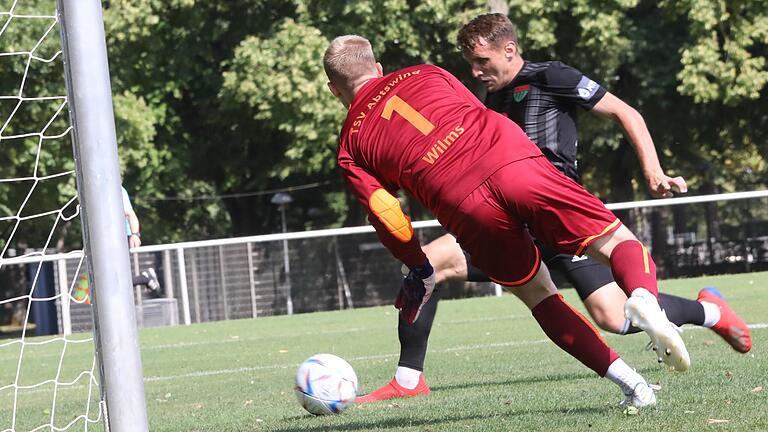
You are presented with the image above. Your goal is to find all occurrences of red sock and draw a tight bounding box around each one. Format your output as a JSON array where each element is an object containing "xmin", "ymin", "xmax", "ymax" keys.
[
  {"xmin": 531, "ymin": 294, "xmax": 619, "ymax": 377},
  {"xmin": 609, "ymin": 240, "xmax": 659, "ymax": 298}
]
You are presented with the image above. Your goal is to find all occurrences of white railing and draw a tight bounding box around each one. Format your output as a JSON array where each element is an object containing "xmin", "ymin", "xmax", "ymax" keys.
[
  {"xmin": 5, "ymin": 189, "xmax": 767, "ymax": 265},
  {"xmin": 3, "ymin": 189, "xmax": 767, "ymax": 334}
]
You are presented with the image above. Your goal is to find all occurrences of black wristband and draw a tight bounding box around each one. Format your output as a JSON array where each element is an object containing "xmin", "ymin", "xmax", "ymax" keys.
[
  {"xmin": 131, "ymin": 232, "xmax": 141, "ymax": 238},
  {"xmin": 410, "ymin": 262, "xmax": 433, "ymax": 279}
]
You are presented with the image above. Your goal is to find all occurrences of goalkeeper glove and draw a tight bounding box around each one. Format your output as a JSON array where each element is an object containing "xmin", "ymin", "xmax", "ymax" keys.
[{"xmin": 395, "ymin": 262, "xmax": 436, "ymax": 324}]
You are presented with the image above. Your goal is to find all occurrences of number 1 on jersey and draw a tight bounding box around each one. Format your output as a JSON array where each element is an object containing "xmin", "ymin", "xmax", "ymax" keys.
[{"xmin": 381, "ymin": 95, "xmax": 435, "ymax": 136}]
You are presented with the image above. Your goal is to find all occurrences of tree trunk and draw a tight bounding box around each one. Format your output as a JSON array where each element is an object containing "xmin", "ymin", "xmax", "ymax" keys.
[
  {"xmin": 488, "ymin": 0, "xmax": 508, "ymax": 14},
  {"xmin": 702, "ymin": 181, "xmax": 721, "ymax": 266},
  {"xmin": 651, "ymin": 207, "xmax": 671, "ymax": 277},
  {"xmin": 608, "ymin": 140, "xmax": 636, "ymax": 228}
]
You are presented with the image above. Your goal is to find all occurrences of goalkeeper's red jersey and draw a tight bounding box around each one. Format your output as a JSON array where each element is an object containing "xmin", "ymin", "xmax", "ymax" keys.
[{"xmin": 337, "ymin": 64, "xmax": 543, "ymax": 267}]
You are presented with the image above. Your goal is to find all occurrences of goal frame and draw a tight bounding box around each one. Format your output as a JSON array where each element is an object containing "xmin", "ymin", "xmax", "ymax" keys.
[{"xmin": 58, "ymin": 1, "xmax": 149, "ymax": 430}]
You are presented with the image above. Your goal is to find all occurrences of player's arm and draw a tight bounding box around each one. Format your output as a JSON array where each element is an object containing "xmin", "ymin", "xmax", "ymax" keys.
[
  {"xmin": 122, "ymin": 188, "xmax": 142, "ymax": 248},
  {"xmin": 338, "ymin": 149, "xmax": 434, "ymax": 323},
  {"xmin": 590, "ymin": 93, "xmax": 687, "ymax": 198},
  {"xmin": 125, "ymin": 206, "xmax": 142, "ymax": 248},
  {"xmin": 337, "ymin": 150, "xmax": 427, "ymax": 268},
  {"xmin": 544, "ymin": 61, "xmax": 686, "ymax": 198}
]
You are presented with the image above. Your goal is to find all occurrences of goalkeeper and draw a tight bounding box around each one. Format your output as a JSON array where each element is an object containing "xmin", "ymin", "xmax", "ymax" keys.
[{"xmin": 325, "ymin": 35, "xmax": 689, "ymax": 408}]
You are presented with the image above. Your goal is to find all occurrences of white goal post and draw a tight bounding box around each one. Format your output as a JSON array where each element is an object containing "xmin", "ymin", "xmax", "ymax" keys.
[
  {"xmin": 57, "ymin": 1, "xmax": 149, "ymax": 431},
  {"xmin": 0, "ymin": 1, "xmax": 148, "ymax": 430}
]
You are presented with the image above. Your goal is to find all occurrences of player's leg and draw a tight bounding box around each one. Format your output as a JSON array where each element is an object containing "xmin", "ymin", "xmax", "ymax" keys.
[
  {"xmin": 503, "ymin": 261, "xmax": 621, "ymax": 381},
  {"xmin": 424, "ymin": 234, "xmax": 471, "ymax": 284},
  {"xmin": 504, "ymin": 260, "xmax": 655, "ymax": 407},
  {"xmin": 132, "ymin": 274, "xmax": 150, "ymax": 287},
  {"xmin": 607, "ymin": 287, "xmax": 748, "ymax": 353},
  {"xmin": 553, "ymin": 240, "xmax": 751, "ymax": 354},
  {"xmin": 582, "ymin": 225, "xmax": 689, "ymax": 370},
  {"xmin": 695, "ymin": 287, "xmax": 752, "ymax": 353},
  {"xmin": 543, "ymin": 249, "xmax": 628, "ymax": 333},
  {"xmin": 582, "ymin": 282, "xmax": 633, "ymax": 332},
  {"xmin": 356, "ymin": 291, "xmax": 438, "ymax": 403},
  {"xmin": 583, "ymin": 224, "xmax": 659, "ymax": 296},
  {"xmin": 580, "ymin": 278, "xmax": 750, "ymax": 353},
  {"xmin": 450, "ymin": 185, "xmax": 655, "ymax": 407},
  {"xmin": 464, "ymin": 252, "xmax": 493, "ymax": 282},
  {"xmin": 494, "ymin": 157, "xmax": 689, "ymax": 370},
  {"xmin": 391, "ymin": 236, "xmax": 464, "ymax": 386},
  {"xmin": 579, "ymin": 281, "xmax": 709, "ymax": 337},
  {"xmin": 359, "ymin": 233, "xmax": 502, "ymax": 403},
  {"xmin": 549, "ymin": 250, "xmax": 698, "ymax": 332},
  {"xmin": 142, "ymin": 267, "xmax": 161, "ymax": 292},
  {"xmin": 131, "ymin": 268, "xmax": 160, "ymax": 291},
  {"xmin": 357, "ymin": 234, "xmax": 466, "ymax": 403}
]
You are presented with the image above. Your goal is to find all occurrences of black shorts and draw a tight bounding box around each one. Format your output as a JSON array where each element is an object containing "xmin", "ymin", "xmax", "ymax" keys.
[{"xmin": 464, "ymin": 244, "xmax": 615, "ymax": 300}]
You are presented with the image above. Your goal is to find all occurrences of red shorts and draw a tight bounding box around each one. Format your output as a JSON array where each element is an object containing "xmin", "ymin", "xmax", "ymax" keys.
[{"xmin": 445, "ymin": 156, "xmax": 621, "ymax": 286}]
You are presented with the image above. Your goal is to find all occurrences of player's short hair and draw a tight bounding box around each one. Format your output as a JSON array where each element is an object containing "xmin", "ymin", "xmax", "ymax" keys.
[
  {"xmin": 457, "ymin": 13, "xmax": 518, "ymax": 53},
  {"xmin": 323, "ymin": 35, "xmax": 377, "ymax": 88}
]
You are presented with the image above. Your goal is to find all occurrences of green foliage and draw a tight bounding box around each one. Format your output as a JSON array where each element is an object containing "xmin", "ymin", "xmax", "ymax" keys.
[
  {"xmin": 297, "ymin": 0, "xmax": 485, "ymax": 71},
  {"xmin": 102, "ymin": 0, "xmax": 301, "ymax": 240},
  {"xmin": 113, "ymin": 92, "xmax": 163, "ymax": 183},
  {"xmin": 643, "ymin": 0, "xmax": 768, "ymax": 194},
  {"xmin": 664, "ymin": 0, "xmax": 768, "ymax": 105},
  {"xmin": 2, "ymin": 0, "xmax": 766, "ymax": 246},
  {"xmin": 221, "ymin": 19, "xmax": 341, "ymax": 179}
]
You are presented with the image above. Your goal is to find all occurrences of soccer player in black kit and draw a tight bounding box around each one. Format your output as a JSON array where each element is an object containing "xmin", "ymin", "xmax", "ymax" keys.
[{"xmin": 357, "ymin": 13, "xmax": 751, "ymax": 403}]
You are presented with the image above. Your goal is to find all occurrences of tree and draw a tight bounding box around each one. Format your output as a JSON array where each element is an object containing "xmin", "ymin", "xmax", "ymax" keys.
[
  {"xmin": 7, "ymin": 0, "xmax": 763, "ymax": 249},
  {"xmin": 105, "ymin": 0, "xmax": 766, "ymax": 240},
  {"xmin": 102, "ymin": 0, "xmax": 301, "ymax": 240}
]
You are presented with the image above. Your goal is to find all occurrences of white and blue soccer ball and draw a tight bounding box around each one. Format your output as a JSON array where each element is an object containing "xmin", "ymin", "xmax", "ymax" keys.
[{"xmin": 294, "ymin": 353, "xmax": 358, "ymax": 415}]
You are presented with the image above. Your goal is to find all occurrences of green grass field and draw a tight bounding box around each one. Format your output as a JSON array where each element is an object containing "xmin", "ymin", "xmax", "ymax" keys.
[{"xmin": 2, "ymin": 272, "xmax": 767, "ymax": 431}]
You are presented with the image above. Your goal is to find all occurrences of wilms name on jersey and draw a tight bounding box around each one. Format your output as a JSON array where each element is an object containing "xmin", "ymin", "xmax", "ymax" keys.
[{"xmin": 422, "ymin": 125, "xmax": 465, "ymax": 165}]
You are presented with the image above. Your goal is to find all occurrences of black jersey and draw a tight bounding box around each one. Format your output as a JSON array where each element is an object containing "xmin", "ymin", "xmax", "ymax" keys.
[{"xmin": 485, "ymin": 61, "xmax": 606, "ymax": 182}]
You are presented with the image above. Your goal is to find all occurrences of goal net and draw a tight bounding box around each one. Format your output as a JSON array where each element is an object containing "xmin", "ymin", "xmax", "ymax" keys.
[{"xmin": 1, "ymin": 2, "xmax": 147, "ymax": 431}]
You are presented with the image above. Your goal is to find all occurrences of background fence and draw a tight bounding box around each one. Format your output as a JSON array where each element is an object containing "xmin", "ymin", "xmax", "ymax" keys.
[{"xmin": 1, "ymin": 190, "xmax": 766, "ymax": 336}]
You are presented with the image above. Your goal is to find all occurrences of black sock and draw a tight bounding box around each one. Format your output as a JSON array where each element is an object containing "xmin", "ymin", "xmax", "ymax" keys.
[
  {"xmin": 397, "ymin": 290, "xmax": 440, "ymax": 371},
  {"xmin": 625, "ymin": 293, "xmax": 705, "ymax": 334},
  {"xmin": 132, "ymin": 275, "xmax": 150, "ymax": 287}
]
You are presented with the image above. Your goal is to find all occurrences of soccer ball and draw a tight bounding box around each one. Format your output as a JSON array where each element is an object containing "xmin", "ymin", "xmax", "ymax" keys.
[{"xmin": 294, "ymin": 353, "xmax": 358, "ymax": 415}]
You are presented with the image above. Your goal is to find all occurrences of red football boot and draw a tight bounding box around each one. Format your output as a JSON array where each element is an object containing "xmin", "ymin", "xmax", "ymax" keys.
[
  {"xmin": 698, "ymin": 287, "xmax": 752, "ymax": 353},
  {"xmin": 355, "ymin": 374, "xmax": 431, "ymax": 404}
]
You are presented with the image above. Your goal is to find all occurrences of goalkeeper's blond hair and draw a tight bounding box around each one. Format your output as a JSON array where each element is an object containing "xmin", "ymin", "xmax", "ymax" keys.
[{"xmin": 323, "ymin": 35, "xmax": 377, "ymax": 90}]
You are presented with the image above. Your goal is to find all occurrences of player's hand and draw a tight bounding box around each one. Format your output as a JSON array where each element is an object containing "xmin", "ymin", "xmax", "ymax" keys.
[
  {"xmin": 395, "ymin": 262, "xmax": 436, "ymax": 324},
  {"xmin": 129, "ymin": 234, "xmax": 142, "ymax": 248},
  {"xmin": 647, "ymin": 174, "xmax": 687, "ymax": 198}
]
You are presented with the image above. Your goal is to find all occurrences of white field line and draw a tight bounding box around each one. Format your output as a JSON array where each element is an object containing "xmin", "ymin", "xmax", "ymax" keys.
[
  {"xmin": 143, "ymin": 321, "xmax": 768, "ymax": 382},
  {"xmin": 1, "ymin": 338, "xmax": 552, "ymax": 396},
  {"xmin": 144, "ymin": 314, "xmax": 532, "ymax": 351},
  {"xmin": 700, "ymin": 323, "xmax": 768, "ymax": 330},
  {"xmin": 143, "ymin": 339, "xmax": 552, "ymax": 382},
  {"xmin": 3, "ymin": 323, "xmax": 766, "ymax": 397},
  {"xmin": 0, "ymin": 314, "xmax": 532, "ymax": 361},
  {"xmin": 2, "ymin": 318, "xmax": 766, "ymax": 361},
  {"xmin": 136, "ymin": 320, "xmax": 768, "ymax": 351}
]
